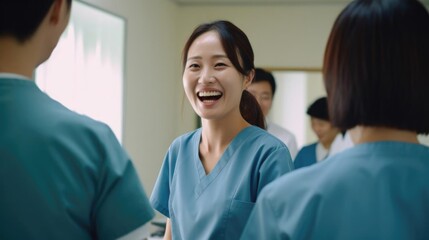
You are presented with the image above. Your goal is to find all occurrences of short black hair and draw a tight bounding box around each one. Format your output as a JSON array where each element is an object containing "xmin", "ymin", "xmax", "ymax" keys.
[
  {"xmin": 323, "ymin": 0, "xmax": 429, "ymax": 134},
  {"xmin": 307, "ymin": 97, "xmax": 329, "ymax": 121},
  {"xmin": 0, "ymin": 0, "xmax": 72, "ymax": 42},
  {"xmin": 253, "ymin": 68, "xmax": 276, "ymax": 97}
]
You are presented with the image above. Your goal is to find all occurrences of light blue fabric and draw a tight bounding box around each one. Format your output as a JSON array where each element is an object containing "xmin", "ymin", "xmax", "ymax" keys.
[
  {"xmin": 150, "ymin": 126, "xmax": 293, "ymax": 240},
  {"xmin": 241, "ymin": 141, "xmax": 429, "ymax": 240},
  {"xmin": 0, "ymin": 78, "xmax": 154, "ymax": 240},
  {"xmin": 294, "ymin": 142, "xmax": 317, "ymax": 169}
]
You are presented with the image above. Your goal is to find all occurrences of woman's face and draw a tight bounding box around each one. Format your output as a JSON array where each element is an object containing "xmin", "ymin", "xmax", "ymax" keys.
[
  {"xmin": 310, "ymin": 117, "xmax": 339, "ymax": 147},
  {"xmin": 183, "ymin": 30, "xmax": 251, "ymax": 121}
]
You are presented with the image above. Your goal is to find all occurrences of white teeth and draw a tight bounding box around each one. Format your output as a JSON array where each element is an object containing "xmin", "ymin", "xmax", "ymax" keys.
[{"xmin": 198, "ymin": 91, "xmax": 222, "ymax": 97}]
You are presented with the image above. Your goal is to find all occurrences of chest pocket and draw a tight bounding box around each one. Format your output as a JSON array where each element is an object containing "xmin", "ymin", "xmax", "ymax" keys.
[{"xmin": 225, "ymin": 199, "xmax": 255, "ymax": 239}]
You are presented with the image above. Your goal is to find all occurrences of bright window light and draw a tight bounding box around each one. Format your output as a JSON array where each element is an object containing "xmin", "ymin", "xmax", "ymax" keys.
[{"xmin": 35, "ymin": 1, "xmax": 126, "ymax": 142}]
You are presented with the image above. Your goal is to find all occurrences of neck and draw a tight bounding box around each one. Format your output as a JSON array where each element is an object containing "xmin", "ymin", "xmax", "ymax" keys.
[
  {"xmin": 321, "ymin": 141, "xmax": 332, "ymax": 150},
  {"xmin": 349, "ymin": 126, "xmax": 419, "ymax": 145},
  {"xmin": 200, "ymin": 116, "xmax": 250, "ymax": 153},
  {"xmin": 0, "ymin": 37, "xmax": 42, "ymax": 78}
]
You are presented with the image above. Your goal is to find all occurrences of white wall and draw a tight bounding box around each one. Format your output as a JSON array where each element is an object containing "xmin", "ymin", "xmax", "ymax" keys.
[
  {"xmin": 177, "ymin": 4, "xmax": 346, "ymax": 67},
  {"xmin": 270, "ymin": 71, "xmax": 307, "ymax": 147},
  {"xmin": 270, "ymin": 71, "xmax": 326, "ymax": 149},
  {"xmin": 80, "ymin": 0, "xmax": 181, "ymax": 194}
]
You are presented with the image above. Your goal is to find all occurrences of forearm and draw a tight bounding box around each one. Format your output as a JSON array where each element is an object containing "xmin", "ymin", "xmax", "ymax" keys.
[{"xmin": 163, "ymin": 219, "xmax": 172, "ymax": 240}]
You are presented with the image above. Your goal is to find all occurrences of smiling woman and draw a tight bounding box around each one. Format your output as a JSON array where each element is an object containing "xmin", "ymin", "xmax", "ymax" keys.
[{"xmin": 150, "ymin": 20, "xmax": 293, "ymax": 240}]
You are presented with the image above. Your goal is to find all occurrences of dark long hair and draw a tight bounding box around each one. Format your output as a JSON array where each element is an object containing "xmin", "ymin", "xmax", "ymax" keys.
[{"xmin": 240, "ymin": 90, "xmax": 266, "ymax": 129}]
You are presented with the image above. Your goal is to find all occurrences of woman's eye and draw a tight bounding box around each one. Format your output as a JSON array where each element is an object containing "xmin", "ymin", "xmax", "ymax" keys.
[
  {"xmin": 188, "ymin": 64, "xmax": 200, "ymax": 69},
  {"xmin": 215, "ymin": 63, "xmax": 227, "ymax": 67}
]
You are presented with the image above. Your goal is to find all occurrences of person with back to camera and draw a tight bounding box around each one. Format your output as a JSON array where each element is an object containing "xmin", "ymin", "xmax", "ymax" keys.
[
  {"xmin": 150, "ymin": 20, "xmax": 294, "ymax": 240},
  {"xmin": 0, "ymin": 0, "xmax": 154, "ymax": 239},
  {"xmin": 246, "ymin": 67, "xmax": 299, "ymax": 159},
  {"xmin": 294, "ymin": 96, "xmax": 339, "ymax": 169},
  {"xmin": 241, "ymin": 0, "xmax": 429, "ymax": 239}
]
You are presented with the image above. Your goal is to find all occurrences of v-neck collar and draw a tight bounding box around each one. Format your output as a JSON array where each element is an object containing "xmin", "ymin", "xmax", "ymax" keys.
[{"xmin": 193, "ymin": 126, "xmax": 256, "ymax": 197}]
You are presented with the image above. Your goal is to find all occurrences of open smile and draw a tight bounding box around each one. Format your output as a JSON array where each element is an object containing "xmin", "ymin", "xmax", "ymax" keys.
[{"xmin": 197, "ymin": 91, "xmax": 223, "ymax": 102}]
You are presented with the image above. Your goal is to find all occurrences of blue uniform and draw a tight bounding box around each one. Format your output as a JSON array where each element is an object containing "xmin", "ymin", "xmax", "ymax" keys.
[
  {"xmin": 150, "ymin": 126, "xmax": 293, "ymax": 240},
  {"xmin": 0, "ymin": 77, "xmax": 154, "ymax": 240},
  {"xmin": 294, "ymin": 142, "xmax": 317, "ymax": 169},
  {"xmin": 241, "ymin": 141, "xmax": 429, "ymax": 240}
]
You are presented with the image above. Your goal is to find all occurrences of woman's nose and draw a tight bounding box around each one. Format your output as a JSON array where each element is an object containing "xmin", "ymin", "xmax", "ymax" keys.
[{"xmin": 200, "ymin": 68, "xmax": 215, "ymax": 84}]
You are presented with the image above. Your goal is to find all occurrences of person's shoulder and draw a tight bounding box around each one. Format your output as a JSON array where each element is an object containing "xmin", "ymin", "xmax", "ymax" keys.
[
  {"xmin": 161, "ymin": 129, "xmax": 201, "ymax": 171},
  {"xmin": 23, "ymin": 89, "xmax": 113, "ymax": 136},
  {"xmin": 294, "ymin": 142, "xmax": 317, "ymax": 161},
  {"xmin": 256, "ymin": 161, "xmax": 342, "ymax": 225},
  {"xmin": 172, "ymin": 128, "xmax": 199, "ymax": 142},
  {"xmin": 263, "ymin": 142, "xmax": 429, "ymax": 205},
  {"xmin": 261, "ymin": 156, "xmax": 340, "ymax": 202},
  {"xmin": 301, "ymin": 142, "xmax": 318, "ymax": 151},
  {"xmin": 271, "ymin": 150, "xmax": 352, "ymax": 189},
  {"xmin": 169, "ymin": 128, "xmax": 200, "ymax": 150},
  {"xmin": 54, "ymin": 108, "xmax": 114, "ymax": 139},
  {"xmin": 259, "ymin": 164, "xmax": 318, "ymax": 201},
  {"xmin": 6, "ymin": 81, "xmax": 109, "ymax": 135}
]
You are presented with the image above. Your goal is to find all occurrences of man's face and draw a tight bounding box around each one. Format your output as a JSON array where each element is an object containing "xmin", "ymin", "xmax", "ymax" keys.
[
  {"xmin": 247, "ymin": 81, "xmax": 273, "ymax": 117},
  {"xmin": 310, "ymin": 117, "xmax": 339, "ymax": 146}
]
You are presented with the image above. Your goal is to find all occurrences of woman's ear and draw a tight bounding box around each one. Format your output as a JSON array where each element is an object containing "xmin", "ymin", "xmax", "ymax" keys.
[{"xmin": 243, "ymin": 69, "xmax": 255, "ymax": 89}]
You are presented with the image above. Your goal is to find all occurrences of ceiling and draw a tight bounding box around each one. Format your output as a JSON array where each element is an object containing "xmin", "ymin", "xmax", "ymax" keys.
[
  {"xmin": 171, "ymin": 0, "xmax": 429, "ymax": 5},
  {"xmin": 171, "ymin": 0, "xmax": 353, "ymax": 5}
]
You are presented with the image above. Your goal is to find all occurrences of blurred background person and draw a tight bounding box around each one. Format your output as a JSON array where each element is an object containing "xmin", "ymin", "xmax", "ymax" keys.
[
  {"xmin": 294, "ymin": 97, "xmax": 339, "ymax": 169},
  {"xmin": 247, "ymin": 67, "xmax": 298, "ymax": 159}
]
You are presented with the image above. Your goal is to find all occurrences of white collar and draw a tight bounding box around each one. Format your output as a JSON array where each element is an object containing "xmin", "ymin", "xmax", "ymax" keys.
[
  {"xmin": 0, "ymin": 72, "xmax": 31, "ymax": 81},
  {"xmin": 316, "ymin": 142, "xmax": 329, "ymax": 162}
]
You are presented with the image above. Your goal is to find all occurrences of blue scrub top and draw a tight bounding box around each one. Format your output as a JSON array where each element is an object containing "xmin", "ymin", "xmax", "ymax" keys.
[
  {"xmin": 151, "ymin": 126, "xmax": 293, "ymax": 240},
  {"xmin": 241, "ymin": 141, "xmax": 429, "ymax": 240},
  {"xmin": 0, "ymin": 77, "xmax": 154, "ymax": 240},
  {"xmin": 294, "ymin": 142, "xmax": 317, "ymax": 169}
]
